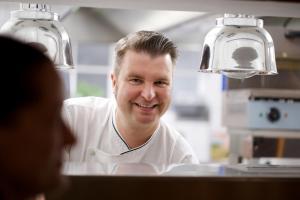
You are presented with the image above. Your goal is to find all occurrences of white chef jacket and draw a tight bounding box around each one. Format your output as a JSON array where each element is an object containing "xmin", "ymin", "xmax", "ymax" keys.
[{"xmin": 63, "ymin": 96, "xmax": 199, "ymax": 165}]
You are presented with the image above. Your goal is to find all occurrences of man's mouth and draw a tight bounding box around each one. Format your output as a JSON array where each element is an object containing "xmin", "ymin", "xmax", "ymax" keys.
[{"xmin": 135, "ymin": 103, "xmax": 157, "ymax": 109}]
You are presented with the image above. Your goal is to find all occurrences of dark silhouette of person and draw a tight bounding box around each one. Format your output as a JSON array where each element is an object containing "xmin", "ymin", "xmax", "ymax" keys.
[{"xmin": 0, "ymin": 36, "xmax": 76, "ymax": 200}]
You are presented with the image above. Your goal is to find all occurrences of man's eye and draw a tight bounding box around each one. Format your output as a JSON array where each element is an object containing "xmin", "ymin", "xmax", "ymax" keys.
[
  {"xmin": 129, "ymin": 79, "xmax": 142, "ymax": 84},
  {"xmin": 155, "ymin": 81, "xmax": 168, "ymax": 87}
]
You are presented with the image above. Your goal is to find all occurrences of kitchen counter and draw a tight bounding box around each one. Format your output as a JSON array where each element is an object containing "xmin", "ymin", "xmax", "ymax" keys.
[{"xmin": 47, "ymin": 162, "xmax": 300, "ymax": 200}]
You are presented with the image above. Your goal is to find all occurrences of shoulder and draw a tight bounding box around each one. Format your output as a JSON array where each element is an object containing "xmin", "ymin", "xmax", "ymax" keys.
[
  {"xmin": 159, "ymin": 120, "xmax": 182, "ymax": 141},
  {"xmin": 63, "ymin": 96, "xmax": 114, "ymax": 121},
  {"xmin": 64, "ymin": 96, "xmax": 112, "ymax": 110},
  {"xmin": 64, "ymin": 96, "xmax": 110, "ymax": 107},
  {"xmin": 159, "ymin": 120, "xmax": 191, "ymax": 149},
  {"xmin": 62, "ymin": 97, "xmax": 114, "ymax": 135},
  {"xmin": 159, "ymin": 120, "xmax": 199, "ymax": 164}
]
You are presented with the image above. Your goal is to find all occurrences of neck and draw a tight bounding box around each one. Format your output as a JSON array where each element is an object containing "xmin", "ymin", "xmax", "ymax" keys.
[{"xmin": 115, "ymin": 111, "xmax": 158, "ymax": 148}]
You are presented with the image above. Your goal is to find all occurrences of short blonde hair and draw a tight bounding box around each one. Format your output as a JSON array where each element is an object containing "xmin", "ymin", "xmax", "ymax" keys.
[{"xmin": 114, "ymin": 30, "xmax": 178, "ymax": 76}]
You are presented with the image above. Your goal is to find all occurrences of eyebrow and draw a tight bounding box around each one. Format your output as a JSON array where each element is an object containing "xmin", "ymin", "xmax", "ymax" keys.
[
  {"xmin": 127, "ymin": 74, "xmax": 143, "ymax": 78},
  {"xmin": 128, "ymin": 72, "xmax": 170, "ymax": 80}
]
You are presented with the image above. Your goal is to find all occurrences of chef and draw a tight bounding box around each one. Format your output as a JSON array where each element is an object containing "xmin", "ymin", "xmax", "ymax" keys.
[{"xmin": 64, "ymin": 30, "xmax": 198, "ymax": 166}]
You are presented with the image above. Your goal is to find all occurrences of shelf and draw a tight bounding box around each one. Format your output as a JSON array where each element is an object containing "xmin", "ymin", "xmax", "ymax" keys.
[{"xmin": 1, "ymin": 0, "xmax": 300, "ymax": 18}]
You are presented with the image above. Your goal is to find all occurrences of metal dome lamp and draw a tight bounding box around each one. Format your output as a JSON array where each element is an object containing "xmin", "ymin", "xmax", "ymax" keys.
[
  {"xmin": 199, "ymin": 14, "xmax": 277, "ymax": 79},
  {"xmin": 0, "ymin": 3, "xmax": 73, "ymax": 69}
]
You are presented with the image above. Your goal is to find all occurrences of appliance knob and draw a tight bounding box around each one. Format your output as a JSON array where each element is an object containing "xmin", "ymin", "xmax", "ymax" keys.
[{"xmin": 267, "ymin": 107, "xmax": 281, "ymax": 123}]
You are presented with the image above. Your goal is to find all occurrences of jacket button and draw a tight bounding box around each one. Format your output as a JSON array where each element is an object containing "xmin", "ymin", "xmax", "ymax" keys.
[{"xmin": 90, "ymin": 150, "xmax": 96, "ymax": 156}]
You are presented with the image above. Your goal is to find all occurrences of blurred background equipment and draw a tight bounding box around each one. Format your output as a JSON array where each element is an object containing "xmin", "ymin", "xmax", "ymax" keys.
[
  {"xmin": 223, "ymin": 88, "xmax": 300, "ymax": 164},
  {"xmin": 0, "ymin": 3, "xmax": 73, "ymax": 69},
  {"xmin": 199, "ymin": 14, "xmax": 277, "ymax": 79}
]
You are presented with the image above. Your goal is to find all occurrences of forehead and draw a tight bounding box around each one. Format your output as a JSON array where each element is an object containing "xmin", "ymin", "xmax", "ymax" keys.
[{"xmin": 120, "ymin": 50, "xmax": 173, "ymax": 76}]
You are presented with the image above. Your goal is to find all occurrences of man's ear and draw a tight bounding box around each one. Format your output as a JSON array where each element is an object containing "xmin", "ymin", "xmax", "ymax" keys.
[{"xmin": 111, "ymin": 72, "xmax": 117, "ymax": 91}]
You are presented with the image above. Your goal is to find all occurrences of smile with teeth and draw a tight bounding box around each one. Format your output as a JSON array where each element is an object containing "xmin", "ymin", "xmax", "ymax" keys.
[{"xmin": 135, "ymin": 103, "xmax": 157, "ymax": 109}]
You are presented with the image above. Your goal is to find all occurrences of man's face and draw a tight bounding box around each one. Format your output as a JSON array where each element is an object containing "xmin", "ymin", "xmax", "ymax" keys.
[
  {"xmin": 0, "ymin": 64, "xmax": 75, "ymax": 195},
  {"xmin": 111, "ymin": 50, "xmax": 173, "ymax": 128}
]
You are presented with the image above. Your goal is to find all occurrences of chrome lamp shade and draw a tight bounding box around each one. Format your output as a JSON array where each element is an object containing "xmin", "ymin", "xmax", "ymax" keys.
[
  {"xmin": 0, "ymin": 3, "xmax": 73, "ymax": 70},
  {"xmin": 199, "ymin": 14, "xmax": 277, "ymax": 79}
]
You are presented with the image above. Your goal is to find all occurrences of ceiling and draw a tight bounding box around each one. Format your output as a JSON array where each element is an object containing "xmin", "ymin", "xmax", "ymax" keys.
[
  {"xmin": 1, "ymin": 1, "xmax": 300, "ymax": 55},
  {"xmin": 2, "ymin": 0, "xmax": 300, "ymax": 17},
  {"xmin": 0, "ymin": 2, "xmax": 217, "ymax": 53},
  {"xmin": 94, "ymin": 8, "xmax": 206, "ymax": 34}
]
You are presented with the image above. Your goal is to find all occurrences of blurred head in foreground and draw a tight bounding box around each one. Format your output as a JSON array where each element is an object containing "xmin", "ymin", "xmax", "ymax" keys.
[{"xmin": 0, "ymin": 36, "xmax": 76, "ymax": 199}]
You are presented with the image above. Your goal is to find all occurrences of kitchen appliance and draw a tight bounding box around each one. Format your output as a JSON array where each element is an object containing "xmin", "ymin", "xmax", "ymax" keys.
[
  {"xmin": 222, "ymin": 89, "xmax": 300, "ymax": 164},
  {"xmin": 199, "ymin": 14, "xmax": 277, "ymax": 79},
  {"xmin": 0, "ymin": 3, "xmax": 73, "ymax": 69}
]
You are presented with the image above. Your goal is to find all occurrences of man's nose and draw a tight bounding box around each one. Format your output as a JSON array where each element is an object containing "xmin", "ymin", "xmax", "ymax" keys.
[{"xmin": 141, "ymin": 84, "xmax": 156, "ymax": 101}]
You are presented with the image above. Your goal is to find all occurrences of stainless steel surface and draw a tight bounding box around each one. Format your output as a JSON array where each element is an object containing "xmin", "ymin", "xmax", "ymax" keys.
[
  {"xmin": 63, "ymin": 162, "xmax": 300, "ymax": 177},
  {"xmin": 223, "ymin": 89, "xmax": 300, "ymax": 164},
  {"xmin": 48, "ymin": 162, "xmax": 300, "ymax": 200},
  {"xmin": 50, "ymin": 162, "xmax": 300, "ymax": 200},
  {"xmin": 199, "ymin": 14, "xmax": 277, "ymax": 79},
  {"xmin": 222, "ymin": 89, "xmax": 300, "ymax": 130},
  {"xmin": 0, "ymin": 3, "xmax": 73, "ymax": 69}
]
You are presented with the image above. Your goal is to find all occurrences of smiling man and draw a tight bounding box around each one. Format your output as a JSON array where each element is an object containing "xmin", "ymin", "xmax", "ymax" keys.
[{"xmin": 64, "ymin": 31, "xmax": 198, "ymax": 165}]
